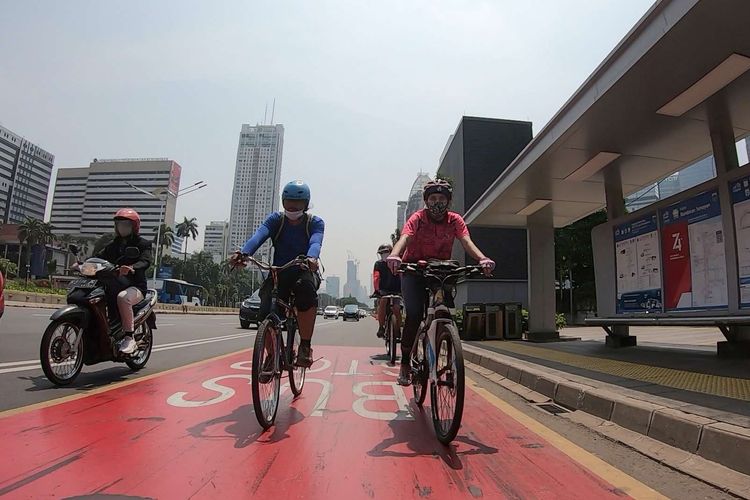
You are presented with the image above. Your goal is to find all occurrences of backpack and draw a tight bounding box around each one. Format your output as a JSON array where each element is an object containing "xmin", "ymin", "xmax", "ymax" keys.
[{"xmin": 270, "ymin": 212, "xmax": 313, "ymax": 246}]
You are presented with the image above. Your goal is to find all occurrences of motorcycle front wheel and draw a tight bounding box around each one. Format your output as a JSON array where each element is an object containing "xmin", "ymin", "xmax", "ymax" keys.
[{"xmin": 40, "ymin": 319, "xmax": 85, "ymax": 386}]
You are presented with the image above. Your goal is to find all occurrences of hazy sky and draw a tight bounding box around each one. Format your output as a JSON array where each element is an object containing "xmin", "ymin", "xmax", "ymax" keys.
[{"xmin": 0, "ymin": 0, "xmax": 654, "ymax": 285}]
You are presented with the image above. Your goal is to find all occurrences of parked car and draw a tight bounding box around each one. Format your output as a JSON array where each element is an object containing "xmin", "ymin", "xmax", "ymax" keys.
[
  {"xmin": 323, "ymin": 305, "xmax": 339, "ymax": 319},
  {"xmin": 0, "ymin": 270, "xmax": 4, "ymax": 319},
  {"xmin": 239, "ymin": 293, "xmax": 262, "ymax": 329},
  {"xmin": 343, "ymin": 304, "xmax": 359, "ymax": 321}
]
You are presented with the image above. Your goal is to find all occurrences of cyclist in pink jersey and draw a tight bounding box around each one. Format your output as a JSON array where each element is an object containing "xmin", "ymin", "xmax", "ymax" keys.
[{"xmin": 387, "ymin": 179, "xmax": 495, "ymax": 385}]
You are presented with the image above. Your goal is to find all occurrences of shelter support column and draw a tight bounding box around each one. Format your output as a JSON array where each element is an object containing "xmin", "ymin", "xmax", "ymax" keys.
[
  {"xmin": 526, "ymin": 205, "xmax": 559, "ymax": 340},
  {"xmin": 602, "ymin": 165, "xmax": 634, "ymax": 345},
  {"xmin": 708, "ymin": 95, "xmax": 750, "ymax": 357}
]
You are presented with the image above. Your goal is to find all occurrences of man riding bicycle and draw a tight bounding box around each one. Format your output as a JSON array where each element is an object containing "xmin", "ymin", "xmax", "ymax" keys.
[
  {"xmin": 372, "ymin": 243, "xmax": 401, "ymax": 340},
  {"xmin": 387, "ymin": 179, "xmax": 495, "ymax": 385},
  {"xmin": 230, "ymin": 180, "xmax": 324, "ymax": 368}
]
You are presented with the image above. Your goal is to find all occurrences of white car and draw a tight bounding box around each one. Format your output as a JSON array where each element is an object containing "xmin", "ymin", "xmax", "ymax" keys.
[{"xmin": 323, "ymin": 306, "xmax": 339, "ymax": 319}]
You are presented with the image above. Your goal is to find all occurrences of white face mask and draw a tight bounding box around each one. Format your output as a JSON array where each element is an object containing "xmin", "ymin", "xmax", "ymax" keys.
[
  {"xmin": 379, "ymin": 252, "xmax": 390, "ymax": 261},
  {"xmin": 284, "ymin": 209, "xmax": 304, "ymax": 221}
]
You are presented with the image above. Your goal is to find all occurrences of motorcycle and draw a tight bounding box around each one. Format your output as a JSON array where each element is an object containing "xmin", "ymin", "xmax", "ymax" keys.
[{"xmin": 40, "ymin": 245, "xmax": 158, "ymax": 386}]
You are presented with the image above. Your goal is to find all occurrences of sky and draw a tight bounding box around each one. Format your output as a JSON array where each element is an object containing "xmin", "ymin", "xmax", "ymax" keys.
[{"xmin": 0, "ymin": 0, "xmax": 655, "ymax": 286}]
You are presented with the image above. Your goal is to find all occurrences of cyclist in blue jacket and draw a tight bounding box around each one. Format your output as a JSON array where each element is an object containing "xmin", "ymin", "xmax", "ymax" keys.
[{"xmin": 230, "ymin": 180, "xmax": 324, "ymax": 367}]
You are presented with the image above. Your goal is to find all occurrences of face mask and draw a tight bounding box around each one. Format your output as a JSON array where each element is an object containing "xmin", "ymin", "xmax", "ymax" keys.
[
  {"xmin": 115, "ymin": 221, "xmax": 133, "ymax": 237},
  {"xmin": 379, "ymin": 252, "xmax": 390, "ymax": 261},
  {"xmin": 285, "ymin": 209, "xmax": 304, "ymax": 221},
  {"xmin": 427, "ymin": 201, "xmax": 448, "ymax": 217}
]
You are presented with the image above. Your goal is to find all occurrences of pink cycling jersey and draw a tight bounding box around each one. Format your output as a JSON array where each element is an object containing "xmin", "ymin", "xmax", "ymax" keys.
[{"xmin": 401, "ymin": 209, "xmax": 469, "ymax": 262}]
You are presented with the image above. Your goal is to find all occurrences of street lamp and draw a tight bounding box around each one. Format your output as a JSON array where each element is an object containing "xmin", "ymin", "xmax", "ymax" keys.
[{"xmin": 125, "ymin": 180, "xmax": 207, "ymax": 281}]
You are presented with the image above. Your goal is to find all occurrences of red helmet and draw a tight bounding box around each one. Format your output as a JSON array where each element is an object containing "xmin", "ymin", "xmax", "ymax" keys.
[
  {"xmin": 423, "ymin": 179, "xmax": 453, "ymax": 201},
  {"xmin": 114, "ymin": 208, "xmax": 141, "ymax": 234}
]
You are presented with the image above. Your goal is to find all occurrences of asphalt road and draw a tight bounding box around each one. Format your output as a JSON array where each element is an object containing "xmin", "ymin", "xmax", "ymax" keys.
[
  {"xmin": 0, "ymin": 306, "xmax": 734, "ymax": 499},
  {"xmin": 0, "ymin": 305, "xmax": 381, "ymax": 411}
]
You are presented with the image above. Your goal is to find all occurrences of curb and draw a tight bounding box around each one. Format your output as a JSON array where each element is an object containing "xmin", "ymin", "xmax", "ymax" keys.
[{"xmin": 462, "ymin": 343, "xmax": 750, "ymax": 479}]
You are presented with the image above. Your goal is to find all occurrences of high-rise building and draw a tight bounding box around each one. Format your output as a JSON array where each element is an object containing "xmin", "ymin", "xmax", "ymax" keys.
[
  {"xmin": 404, "ymin": 172, "xmax": 431, "ymax": 221},
  {"xmin": 396, "ymin": 201, "xmax": 407, "ymax": 231},
  {"xmin": 172, "ymin": 235, "xmax": 185, "ymax": 257},
  {"xmin": 0, "ymin": 124, "xmax": 54, "ymax": 224},
  {"xmin": 228, "ymin": 124, "xmax": 284, "ymax": 267},
  {"xmin": 204, "ymin": 220, "xmax": 229, "ymax": 263},
  {"xmin": 325, "ymin": 276, "xmax": 340, "ymax": 298},
  {"xmin": 50, "ymin": 158, "xmax": 181, "ymax": 237}
]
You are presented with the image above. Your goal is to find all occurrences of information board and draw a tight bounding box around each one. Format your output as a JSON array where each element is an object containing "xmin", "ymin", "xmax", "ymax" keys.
[
  {"xmin": 730, "ymin": 175, "xmax": 750, "ymax": 307},
  {"xmin": 614, "ymin": 213, "xmax": 662, "ymax": 313},
  {"xmin": 660, "ymin": 189, "xmax": 727, "ymax": 311}
]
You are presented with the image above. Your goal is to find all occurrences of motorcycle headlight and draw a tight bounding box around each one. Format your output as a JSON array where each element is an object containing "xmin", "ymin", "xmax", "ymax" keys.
[{"xmin": 80, "ymin": 262, "xmax": 102, "ymax": 277}]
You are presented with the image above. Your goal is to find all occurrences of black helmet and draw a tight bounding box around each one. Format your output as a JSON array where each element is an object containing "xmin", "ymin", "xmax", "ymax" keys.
[
  {"xmin": 423, "ymin": 179, "xmax": 453, "ymax": 201},
  {"xmin": 377, "ymin": 243, "xmax": 393, "ymax": 254}
]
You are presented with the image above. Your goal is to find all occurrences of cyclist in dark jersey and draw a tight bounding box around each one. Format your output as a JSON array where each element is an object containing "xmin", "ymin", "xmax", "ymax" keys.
[{"xmin": 372, "ymin": 243, "xmax": 401, "ymax": 340}]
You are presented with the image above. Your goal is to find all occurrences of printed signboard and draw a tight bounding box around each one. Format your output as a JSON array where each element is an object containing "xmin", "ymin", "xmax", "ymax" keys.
[
  {"xmin": 730, "ymin": 175, "xmax": 750, "ymax": 307},
  {"xmin": 614, "ymin": 213, "xmax": 662, "ymax": 313},
  {"xmin": 169, "ymin": 161, "xmax": 182, "ymax": 196}
]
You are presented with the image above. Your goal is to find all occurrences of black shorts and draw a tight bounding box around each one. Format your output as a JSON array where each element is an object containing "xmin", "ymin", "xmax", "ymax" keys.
[{"xmin": 259, "ymin": 267, "xmax": 321, "ymax": 318}]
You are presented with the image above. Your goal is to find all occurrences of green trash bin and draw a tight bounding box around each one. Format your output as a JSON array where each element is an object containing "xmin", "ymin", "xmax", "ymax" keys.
[
  {"xmin": 462, "ymin": 303, "xmax": 486, "ymax": 340},
  {"xmin": 485, "ymin": 303, "xmax": 504, "ymax": 340},
  {"xmin": 504, "ymin": 303, "xmax": 523, "ymax": 339}
]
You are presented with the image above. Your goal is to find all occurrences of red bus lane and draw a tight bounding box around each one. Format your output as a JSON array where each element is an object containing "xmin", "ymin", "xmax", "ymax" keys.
[{"xmin": 0, "ymin": 346, "xmax": 655, "ymax": 499}]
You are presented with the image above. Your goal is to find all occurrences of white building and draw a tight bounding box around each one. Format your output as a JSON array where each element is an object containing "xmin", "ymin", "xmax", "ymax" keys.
[
  {"xmin": 50, "ymin": 158, "xmax": 181, "ymax": 237},
  {"xmin": 404, "ymin": 172, "xmax": 432, "ymax": 222},
  {"xmin": 228, "ymin": 124, "xmax": 284, "ymax": 264},
  {"xmin": 0, "ymin": 124, "xmax": 55, "ymax": 224},
  {"xmin": 204, "ymin": 220, "xmax": 229, "ymax": 263}
]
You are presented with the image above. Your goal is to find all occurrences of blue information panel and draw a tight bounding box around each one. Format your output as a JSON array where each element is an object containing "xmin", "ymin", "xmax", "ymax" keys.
[
  {"xmin": 614, "ymin": 213, "xmax": 662, "ymax": 313},
  {"xmin": 731, "ymin": 176, "xmax": 750, "ymax": 307}
]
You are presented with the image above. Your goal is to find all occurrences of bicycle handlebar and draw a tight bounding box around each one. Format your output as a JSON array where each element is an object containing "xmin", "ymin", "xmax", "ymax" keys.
[
  {"xmin": 244, "ymin": 254, "xmax": 310, "ymax": 272},
  {"xmin": 399, "ymin": 262, "xmax": 484, "ymax": 277}
]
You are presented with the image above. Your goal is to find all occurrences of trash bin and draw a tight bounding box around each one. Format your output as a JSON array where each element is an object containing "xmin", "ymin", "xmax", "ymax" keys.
[
  {"xmin": 462, "ymin": 303, "xmax": 486, "ymax": 340},
  {"xmin": 504, "ymin": 303, "xmax": 523, "ymax": 339},
  {"xmin": 485, "ymin": 303, "xmax": 504, "ymax": 340}
]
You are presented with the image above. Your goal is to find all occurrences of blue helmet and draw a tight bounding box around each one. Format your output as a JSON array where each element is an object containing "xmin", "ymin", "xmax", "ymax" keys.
[{"xmin": 282, "ymin": 180, "xmax": 311, "ymax": 205}]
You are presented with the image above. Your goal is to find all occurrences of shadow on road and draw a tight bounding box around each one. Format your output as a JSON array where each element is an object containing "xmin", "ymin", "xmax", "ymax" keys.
[
  {"xmin": 367, "ymin": 404, "xmax": 498, "ymax": 470},
  {"xmin": 20, "ymin": 366, "xmax": 135, "ymax": 393}
]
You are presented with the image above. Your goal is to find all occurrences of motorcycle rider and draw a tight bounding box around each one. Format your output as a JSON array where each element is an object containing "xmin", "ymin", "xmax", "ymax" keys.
[{"xmin": 94, "ymin": 208, "xmax": 153, "ymax": 355}]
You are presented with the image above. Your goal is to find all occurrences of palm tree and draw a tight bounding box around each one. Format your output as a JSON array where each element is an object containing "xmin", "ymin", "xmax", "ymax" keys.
[
  {"xmin": 17, "ymin": 217, "xmax": 45, "ymax": 280},
  {"xmin": 175, "ymin": 217, "xmax": 199, "ymax": 264}
]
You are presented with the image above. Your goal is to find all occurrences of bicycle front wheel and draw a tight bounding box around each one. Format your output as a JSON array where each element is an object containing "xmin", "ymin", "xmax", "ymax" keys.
[
  {"xmin": 252, "ymin": 320, "xmax": 281, "ymax": 429},
  {"xmin": 287, "ymin": 317, "xmax": 306, "ymax": 396},
  {"xmin": 387, "ymin": 313, "xmax": 398, "ymax": 366},
  {"xmin": 411, "ymin": 332, "xmax": 428, "ymax": 406},
  {"xmin": 430, "ymin": 323, "xmax": 465, "ymax": 444}
]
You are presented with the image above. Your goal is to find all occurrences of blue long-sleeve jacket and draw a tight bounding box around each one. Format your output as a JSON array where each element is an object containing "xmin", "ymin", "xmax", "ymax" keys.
[{"xmin": 241, "ymin": 212, "xmax": 325, "ymax": 266}]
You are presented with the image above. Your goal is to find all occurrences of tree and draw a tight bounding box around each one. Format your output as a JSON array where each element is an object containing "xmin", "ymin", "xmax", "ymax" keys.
[
  {"xmin": 554, "ymin": 210, "xmax": 607, "ymax": 314},
  {"xmin": 0, "ymin": 258, "xmax": 18, "ymax": 278},
  {"xmin": 175, "ymin": 217, "xmax": 199, "ymax": 275},
  {"xmin": 153, "ymin": 224, "xmax": 175, "ymax": 272},
  {"xmin": 18, "ymin": 217, "xmax": 45, "ymax": 279}
]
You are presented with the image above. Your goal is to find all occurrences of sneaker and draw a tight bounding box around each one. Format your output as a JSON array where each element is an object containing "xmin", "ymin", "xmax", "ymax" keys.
[
  {"xmin": 397, "ymin": 363, "xmax": 411, "ymax": 386},
  {"xmin": 118, "ymin": 335, "xmax": 137, "ymax": 355},
  {"xmin": 296, "ymin": 344, "xmax": 313, "ymax": 368},
  {"xmin": 376, "ymin": 326, "xmax": 385, "ymax": 338}
]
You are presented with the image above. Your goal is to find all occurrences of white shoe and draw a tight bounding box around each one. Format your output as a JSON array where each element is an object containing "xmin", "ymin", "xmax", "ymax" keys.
[{"xmin": 119, "ymin": 335, "xmax": 137, "ymax": 354}]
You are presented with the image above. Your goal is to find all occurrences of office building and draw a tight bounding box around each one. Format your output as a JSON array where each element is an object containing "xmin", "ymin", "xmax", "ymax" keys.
[
  {"xmin": 172, "ymin": 235, "xmax": 185, "ymax": 257},
  {"xmin": 50, "ymin": 158, "xmax": 181, "ymax": 237},
  {"xmin": 404, "ymin": 172, "xmax": 432, "ymax": 222},
  {"xmin": 343, "ymin": 258, "xmax": 368, "ymax": 303},
  {"xmin": 396, "ymin": 201, "xmax": 407, "ymax": 231},
  {"xmin": 0, "ymin": 124, "xmax": 54, "ymax": 224},
  {"xmin": 228, "ymin": 124, "xmax": 284, "ymax": 267},
  {"xmin": 325, "ymin": 276, "xmax": 340, "ymax": 299},
  {"xmin": 204, "ymin": 220, "xmax": 229, "ymax": 263}
]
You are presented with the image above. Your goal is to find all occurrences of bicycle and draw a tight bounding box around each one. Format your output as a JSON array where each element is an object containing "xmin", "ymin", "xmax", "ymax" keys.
[
  {"xmin": 243, "ymin": 255, "xmax": 310, "ymax": 429},
  {"xmin": 401, "ymin": 260, "xmax": 485, "ymax": 444},
  {"xmin": 378, "ymin": 294, "xmax": 402, "ymax": 365}
]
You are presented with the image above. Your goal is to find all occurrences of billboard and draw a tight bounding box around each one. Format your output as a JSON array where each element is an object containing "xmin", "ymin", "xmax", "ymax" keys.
[
  {"xmin": 168, "ymin": 161, "xmax": 182, "ymax": 196},
  {"xmin": 614, "ymin": 213, "xmax": 662, "ymax": 313},
  {"xmin": 730, "ymin": 175, "xmax": 750, "ymax": 307},
  {"xmin": 659, "ymin": 188, "xmax": 727, "ymax": 311}
]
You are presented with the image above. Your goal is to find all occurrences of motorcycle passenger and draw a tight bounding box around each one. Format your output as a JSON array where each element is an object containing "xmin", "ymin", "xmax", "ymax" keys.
[
  {"xmin": 95, "ymin": 208, "xmax": 153, "ymax": 355},
  {"xmin": 387, "ymin": 179, "xmax": 495, "ymax": 386},
  {"xmin": 372, "ymin": 243, "xmax": 401, "ymax": 340},
  {"xmin": 230, "ymin": 180, "xmax": 325, "ymax": 368}
]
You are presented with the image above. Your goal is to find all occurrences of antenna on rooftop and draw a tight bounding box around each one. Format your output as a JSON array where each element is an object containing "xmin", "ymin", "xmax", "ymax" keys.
[
  {"xmin": 264, "ymin": 102, "xmax": 268, "ymax": 125},
  {"xmin": 270, "ymin": 98, "xmax": 276, "ymax": 124}
]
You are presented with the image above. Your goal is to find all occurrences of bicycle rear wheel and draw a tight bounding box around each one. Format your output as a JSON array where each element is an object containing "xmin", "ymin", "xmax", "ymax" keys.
[
  {"xmin": 430, "ymin": 323, "xmax": 465, "ymax": 444},
  {"xmin": 411, "ymin": 332, "xmax": 428, "ymax": 406},
  {"xmin": 252, "ymin": 320, "xmax": 281, "ymax": 429},
  {"xmin": 287, "ymin": 317, "xmax": 306, "ymax": 396},
  {"xmin": 386, "ymin": 313, "xmax": 398, "ymax": 365}
]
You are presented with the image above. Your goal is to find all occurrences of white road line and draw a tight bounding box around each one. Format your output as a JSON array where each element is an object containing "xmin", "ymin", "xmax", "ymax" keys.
[{"xmin": 0, "ymin": 360, "xmax": 39, "ymax": 368}]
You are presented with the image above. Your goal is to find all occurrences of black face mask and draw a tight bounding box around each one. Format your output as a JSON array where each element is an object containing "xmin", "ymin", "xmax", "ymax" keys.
[{"xmin": 427, "ymin": 201, "xmax": 448, "ymax": 218}]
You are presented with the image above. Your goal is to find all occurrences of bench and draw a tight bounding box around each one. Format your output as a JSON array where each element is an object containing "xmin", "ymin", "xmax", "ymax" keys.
[{"xmin": 584, "ymin": 316, "xmax": 750, "ymax": 357}]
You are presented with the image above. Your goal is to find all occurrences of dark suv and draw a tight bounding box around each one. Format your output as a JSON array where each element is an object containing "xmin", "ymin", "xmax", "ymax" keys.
[
  {"xmin": 239, "ymin": 294, "xmax": 262, "ymax": 329},
  {"xmin": 342, "ymin": 304, "xmax": 359, "ymax": 321}
]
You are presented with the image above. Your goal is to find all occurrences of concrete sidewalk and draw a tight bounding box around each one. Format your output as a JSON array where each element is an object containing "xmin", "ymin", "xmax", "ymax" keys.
[{"xmin": 462, "ymin": 336, "xmax": 750, "ymax": 482}]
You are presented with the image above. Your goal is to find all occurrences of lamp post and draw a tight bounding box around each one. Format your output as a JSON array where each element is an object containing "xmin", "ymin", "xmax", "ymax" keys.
[{"xmin": 125, "ymin": 181, "xmax": 207, "ymax": 282}]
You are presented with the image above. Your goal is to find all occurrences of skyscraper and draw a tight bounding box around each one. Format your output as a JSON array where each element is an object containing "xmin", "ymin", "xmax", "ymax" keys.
[
  {"xmin": 0, "ymin": 124, "xmax": 54, "ymax": 224},
  {"xmin": 228, "ymin": 124, "xmax": 284, "ymax": 263},
  {"xmin": 325, "ymin": 276, "xmax": 340, "ymax": 298},
  {"xmin": 50, "ymin": 158, "xmax": 181, "ymax": 236},
  {"xmin": 396, "ymin": 201, "xmax": 407, "ymax": 231},
  {"xmin": 404, "ymin": 172, "xmax": 431, "ymax": 221},
  {"xmin": 204, "ymin": 220, "xmax": 230, "ymax": 263}
]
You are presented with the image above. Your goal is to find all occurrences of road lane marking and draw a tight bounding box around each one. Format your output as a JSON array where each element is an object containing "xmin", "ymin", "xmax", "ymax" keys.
[
  {"xmin": 333, "ymin": 360, "xmax": 372, "ymax": 376},
  {"xmin": 0, "ymin": 349, "xmax": 251, "ymax": 419},
  {"xmin": 467, "ymin": 378, "xmax": 667, "ymax": 500},
  {"xmin": 0, "ymin": 360, "xmax": 38, "ymax": 368}
]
